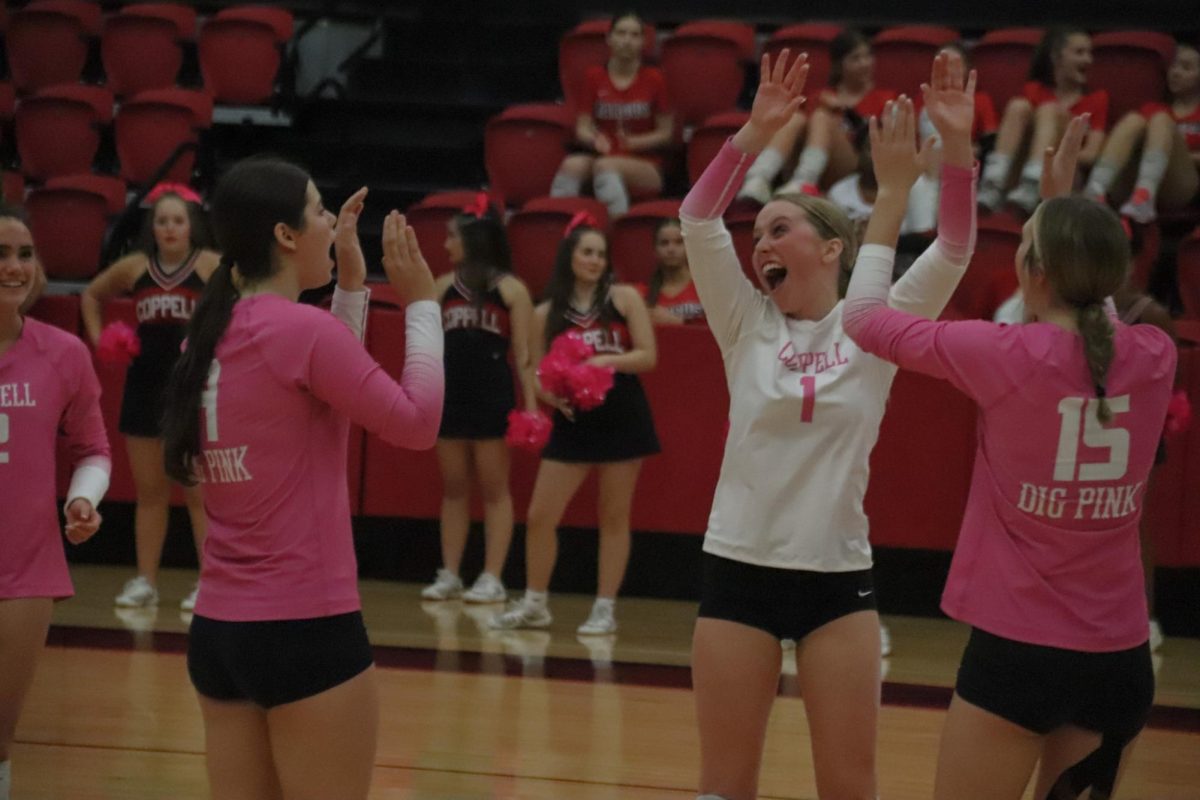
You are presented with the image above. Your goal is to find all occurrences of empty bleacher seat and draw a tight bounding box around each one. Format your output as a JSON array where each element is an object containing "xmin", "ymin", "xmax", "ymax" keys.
[
  {"xmin": 114, "ymin": 87, "xmax": 212, "ymax": 186},
  {"xmin": 871, "ymin": 25, "xmax": 960, "ymax": 96},
  {"xmin": 102, "ymin": 3, "xmax": 197, "ymax": 97},
  {"xmin": 198, "ymin": 6, "xmax": 293, "ymax": 105},
  {"xmin": 484, "ymin": 102, "xmax": 575, "ymax": 207},
  {"xmin": 15, "ymin": 84, "xmax": 113, "ymax": 180},
  {"xmin": 26, "ymin": 173, "xmax": 126, "ymax": 279}
]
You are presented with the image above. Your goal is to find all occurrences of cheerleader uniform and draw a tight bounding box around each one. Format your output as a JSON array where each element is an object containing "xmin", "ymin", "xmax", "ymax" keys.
[
  {"xmin": 439, "ymin": 275, "xmax": 515, "ymax": 439},
  {"xmin": 119, "ymin": 251, "xmax": 204, "ymax": 437},
  {"xmin": 542, "ymin": 296, "xmax": 660, "ymax": 463}
]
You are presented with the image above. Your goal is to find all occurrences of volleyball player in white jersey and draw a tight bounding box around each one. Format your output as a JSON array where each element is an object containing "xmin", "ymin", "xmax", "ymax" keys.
[{"xmin": 681, "ymin": 51, "xmax": 978, "ymax": 799}]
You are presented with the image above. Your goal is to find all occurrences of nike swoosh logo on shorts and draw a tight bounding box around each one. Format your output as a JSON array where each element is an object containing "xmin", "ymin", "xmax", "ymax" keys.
[{"xmin": 857, "ymin": 589, "xmax": 873, "ymax": 597}]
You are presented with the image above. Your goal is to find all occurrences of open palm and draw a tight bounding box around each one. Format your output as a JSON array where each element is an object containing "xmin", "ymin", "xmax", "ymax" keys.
[
  {"xmin": 749, "ymin": 49, "xmax": 808, "ymax": 136},
  {"xmin": 921, "ymin": 51, "xmax": 976, "ymax": 141}
]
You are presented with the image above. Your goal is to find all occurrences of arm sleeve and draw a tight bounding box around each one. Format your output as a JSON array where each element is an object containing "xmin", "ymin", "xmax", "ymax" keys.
[
  {"xmin": 886, "ymin": 162, "xmax": 977, "ymax": 319},
  {"xmin": 680, "ymin": 139, "xmax": 769, "ymax": 353},
  {"xmin": 280, "ymin": 301, "xmax": 445, "ymax": 450},
  {"xmin": 330, "ymin": 286, "xmax": 370, "ymax": 343},
  {"xmin": 60, "ymin": 340, "xmax": 112, "ymax": 508}
]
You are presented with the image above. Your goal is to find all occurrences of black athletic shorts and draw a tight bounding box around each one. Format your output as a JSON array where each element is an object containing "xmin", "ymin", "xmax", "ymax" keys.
[
  {"xmin": 955, "ymin": 627, "xmax": 1154, "ymax": 741},
  {"xmin": 697, "ymin": 552, "xmax": 878, "ymax": 641},
  {"xmin": 188, "ymin": 611, "xmax": 374, "ymax": 708}
]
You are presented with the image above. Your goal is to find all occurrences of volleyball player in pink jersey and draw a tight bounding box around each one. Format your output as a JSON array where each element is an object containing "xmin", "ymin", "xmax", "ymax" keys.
[
  {"xmin": 82, "ymin": 186, "xmax": 220, "ymax": 610},
  {"xmin": 0, "ymin": 206, "xmax": 110, "ymax": 800},
  {"xmin": 683, "ymin": 50, "xmax": 977, "ymax": 799},
  {"xmin": 844, "ymin": 101, "xmax": 1175, "ymax": 799},
  {"xmin": 160, "ymin": 160, "xmax": 443, "ymax": 800}
]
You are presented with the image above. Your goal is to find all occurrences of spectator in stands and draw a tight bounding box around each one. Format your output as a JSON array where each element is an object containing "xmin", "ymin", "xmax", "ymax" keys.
[
  {"xmin": 826, "ymin": 127, "xmax": 939, "ymax": 244},
  {"xmin": 421, "ymin": 197, "xmax": 538, "ymax": 604},
  {"xmin": 162, "ymin": 162, "xmax": 443, "ymax": 800},
  {"xmin": 978, "ymin": 28, "xmax": 1109, "ymax": 214},
  {"xmin": 80, "ymin": 185, "xmax": 219, "ymax": 611},
  {"xmin": 1085, "ymin": 42, "xmax": 1200, "ymax": 223},
  {"xmin": 738, "ymin": 27, "xmax": 897, "ymax": 204},
  {"xmin": 682, "ymin": 50, "xmax": 975, "ymax": 800},
  {"xmin": 0, "ymin": 204, "xmax": 110, "ymax": 800},
  {"xmin": 549, "ymin": 11, "xmax": 674, "ymax": 218},
  {"xmin": 490, "ymin": 219, "xmax": 658, "ymax": 636},
  {"xmin": 643, "ymin": 218, "xmax": 705, "ymax": 325},
  {"xmin": 845, "ymin": 106, "xmax": 1172, "ymax": 800}
]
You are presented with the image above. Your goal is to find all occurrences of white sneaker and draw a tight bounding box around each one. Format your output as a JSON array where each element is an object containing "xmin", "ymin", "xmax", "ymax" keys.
[
  {"xmin": 115, "ymin": 576, "xmax": 158, "ymax": 608},
  {"xmin": 421, "ymin": 569, "xmax": 463, "ymax": 601},
  {"xmin": 737, "ymin": 174, "xmax": 772, "ymax": 205},
  {"xmin": 577, "ymin": 601, "xmax": 617, "ymax": 635},
  {"xmin": 880, "ymin": 624, "xmax": 892, "ymax": 657},
  {"xmin": 1119, "ymin": 188, "xmax": 1157, "ymax": 224},
  {"xmin": 489, "ymin": 598, "xmax": 552, "ymax": 630},
  {"xmin": 977, "ymin": 181, "xmax": 1004, "ymax": 212},
  {"xmin": 463, "ymin": 572, "xmax": 507, "ymax": 604},
  {"xmin": 180, "ymin": 584, "xmax": 199, "ymax": 611},
  {"xmin": 1006, "ymin": 180, "xmax": 1040, "ymax": 215},
  {"xmin": 1149, "ymin": 618, "xmax": 1164, "ymax": 652}
]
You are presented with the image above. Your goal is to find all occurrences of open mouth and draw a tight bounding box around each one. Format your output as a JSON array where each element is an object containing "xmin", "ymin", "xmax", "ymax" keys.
[
  {"xmin": 0, "ymin": 280, "xmax": 25, "ymax": 289},
  {"xmin": 763, "ymin": 263, "xmax": 787, "ymax": 291}
]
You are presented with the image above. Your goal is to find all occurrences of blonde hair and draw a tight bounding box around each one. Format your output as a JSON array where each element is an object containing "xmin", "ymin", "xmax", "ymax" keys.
[
  {"xmin": 772, "ymin": 193, "xmax": 859, "ymax": 297},
  {"xmin": 1030, "ymin": 197, "xmax": 1130, "ymax": 423}
]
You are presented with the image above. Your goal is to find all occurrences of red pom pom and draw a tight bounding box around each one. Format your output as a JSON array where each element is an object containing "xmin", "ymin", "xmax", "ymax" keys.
[
  {"xmin": 505, "ymin": 409, "xmax": 552, "ymax": 452},
  {"xmin": 564, "ymin": 362, "xmax": 614, "ymax": 410},
  {"xmin": 1165, "ymin": 389, "xmax": 1192, "ymax": 435},
  {"xmin": 96, "ymin": 321, "xmax": 141, "ymax": 366}
]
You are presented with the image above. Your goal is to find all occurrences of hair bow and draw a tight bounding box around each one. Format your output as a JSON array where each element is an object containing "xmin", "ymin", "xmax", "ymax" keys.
[
  {"xmin": 145, "ymin": 182, "xmax": 203, "ymax": 206},
  {"xmin": 461, "ymin": 192, "xmax": 490, "ymax": 219},
  {"xmin": 564, "ymin": 210, "xmax": 598, "ymax": 236}
]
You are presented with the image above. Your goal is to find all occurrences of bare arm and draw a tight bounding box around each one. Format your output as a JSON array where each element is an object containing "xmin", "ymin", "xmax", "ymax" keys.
[
  {"xmin": 80, "ymin": 255, "xmax": 145, "ymax": 345},
  {"xmin": 575, "ymin": 112, "xmax": 611, "ymax": 154},
  {"xmin": 1078, "ymin": 129, "xmax": 1105, "ymax": 167},
  {"xmin": 194, "ymin": 249, "xmax": 222, "ymax": 282},
  {"xmin": 530, "ymin": 303, "xmax": 573, "ymax": 417},
  {"xmin": 623, "ymin": 112, "xmax": 675, "ymax": 153},
  {"xmin": 501, "ymin": 276, "xmax": 540, "ymax": 412},
  {"xmin": 591, "ymin": 285, "xmax": 657, "ymax": 373}
]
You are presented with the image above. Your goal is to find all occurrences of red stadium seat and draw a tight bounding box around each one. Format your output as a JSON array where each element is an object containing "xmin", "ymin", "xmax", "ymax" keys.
[
  {"xmin": 951, "ymin": 212, "xmax": 1021, "ymax": 320},
  {"xmin": 674, "ymin": 20, "xmax": 757, "ymax": 62},
  {"xmin": 6, "ymin": 2, "xmax": 93, "ymax": 93},
  {"xmin": 660, "ymin": 33, "xmax": 745, "ymax": 130},
  {"xmin": 30, "ymin": 0, "xmax": 99, "ymax": 34},
  {"xmin": 871, "ymin": 25, "xmax": 960, "ymax": 96},
  {"xmin": 1178, "ymin": 226, "xmax": 1200, "ymax": 320},
  {"xmin": 115, "ymin": 88, "xmax": 212, "ymax": 186},
  {"xmin": 970, "ymin": 28, "xmax": 1042, "ymax": 112},
  {"xmin": 508, "ymin": 196, "xmax": 610, "ymax": 300},
  {"xmin": 15, "ymin": 84, "xmax": 113, "ymax": 180},
  {"xmin": 198, "ymin": 7, "xmax": 293, "ymax": 105},
  {"xmin": 1091, "ymin": 31, "xmax": 1176, "ymax": 125},
  {"xmin": 558, "ymin": 18, "xmax": 658, "ymax": 110},
  {"xmin": 609, "ymin": 199, "xmax": 682, "ymax": 286},
  {"xmin": 405, "ymin": 190, "xmax": 505, "ymax": 278},
  {"xmin": 484, "ymin": 102, "xmax": 575, "ymax": 207},
  {"xmin": 46, "ymin": 172, "xmax": 126, "ymax": 214},
  {"xmin": 26, "ymin": 174, "xmax": 126, "ymax": 279},
  {"xmin": 688, "ymin": 110, "xmax": 749, "ymax": 185},
  {"xmin": 763, "ymin": 23, "xmax": 841, "ymax": 94},
  {"xmin": 102, "ymin": 4, "xmax": 197, "ymax": 97}
]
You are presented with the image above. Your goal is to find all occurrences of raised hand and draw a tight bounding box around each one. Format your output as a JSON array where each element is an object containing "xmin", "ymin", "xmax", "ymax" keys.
[
  {"xmin": 381, "ymin": 211, "xmax": 436, "ymax": 305},
  {"xmin": 920, "ymin": 51, "xmax": 976, "ymax": 140},
  {"xmin": 335, "ymin": 186, "xmax": 368, "ymax": 290},
  {"xmin": 64, "ymin": 498, "xmax": 101, "ymax": 544},
  {"xmin": 869, "ymin": 97, "xmax": 934, "ymax": 196},
  {"xmin": 733, "ymin": 49, "xmax": 808, "ymax": 153},
  {"xmin": 1040, "ymin": 114, "xmax": 1089, "ymax": 199}
]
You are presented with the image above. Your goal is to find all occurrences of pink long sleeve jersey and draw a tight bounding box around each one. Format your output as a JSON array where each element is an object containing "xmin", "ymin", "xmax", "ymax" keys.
[
  {"xmin": 1, "ymin": 318, "xmax": 111, "ymax": 599},
  {"xmin": 844, "ymin": 245, "xmax": 1176, "ymax": 651},
  {"xmin": 194, "ymin": 293, "xmax": 443, "ymax": 621}
]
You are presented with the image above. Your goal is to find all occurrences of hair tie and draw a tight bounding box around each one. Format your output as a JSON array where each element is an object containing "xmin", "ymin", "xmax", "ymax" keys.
[
  {"xmin": 144, "ymin": 181, "xmax": 203, "ymax": 206},
  {"xmin": 1095, "ymin": 384, "xmax": 1107, "ymax": 399},
  {"xmin": 564, "ymin": 210, "xmax": 598, "ymax": 236},
  {"xmin": 461, "ymin": 192, "xmax": 490, "ymax": 219}
]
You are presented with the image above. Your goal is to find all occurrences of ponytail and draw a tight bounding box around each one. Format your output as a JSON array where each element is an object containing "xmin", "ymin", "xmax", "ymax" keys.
[
  {"xmin": 162, "ymin": 255, "xmax": 238, "ymax": 484},
  {"xmin": 1076, "ymin": 302, "xmax": 1115, "ymax": 423}
]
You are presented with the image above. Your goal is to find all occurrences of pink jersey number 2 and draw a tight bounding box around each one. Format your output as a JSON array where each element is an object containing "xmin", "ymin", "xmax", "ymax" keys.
[{"xmin": 799, "ymin": 375, "xmax": 816, "ymax": 423}]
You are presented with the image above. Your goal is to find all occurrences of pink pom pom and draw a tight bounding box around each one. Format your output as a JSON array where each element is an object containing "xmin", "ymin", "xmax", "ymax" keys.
[
  {"xmin": 564, "ymin": 362, "xmax": 614, "ymax": 411},
  {"xmin": 96, "ymin": 321, "xmax": 141, "ymax": 366},
  {"xmin": 1165, "ymin": 389, "xmax": 1192, "ymax": 435},
  {"xmin": 505, "ymin": 409, "xmax": 552, "ymax": 452},
  {"xmin": 549, "ymin": 330, "xmax": 594, "ymax": 362},
  {"xmin": 537, "ymin": 351, "xmax": 573, "ymax": 397}
]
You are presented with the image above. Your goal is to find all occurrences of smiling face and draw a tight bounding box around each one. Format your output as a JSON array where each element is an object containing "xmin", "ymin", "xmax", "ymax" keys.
[
  {"xmin": 0, "ymin": 218, "xmax": 37, "ymax": 313},
  {"xmin": 1054, "ymin": 33, "xmax": 1093, "ymax": 86},
  {"xmin": 289, "ymin": 181, "xmax": 337, "ymax": 290},
  {"xmin": 752, "ymin": 200, "xmax": 844, "ymax": 314},
  {"xmin": 654, "ymin": 222, "xmax": 686, "ymax": 271},
  {"xmin": 571, "ymin": 230, "xmax": 608, "ymax": 286},
  {"xmin": 1168, "ymin": 45, "xmax": 1200, "ymax": 99},
  {"xmin": 152, "ymin": 196, "xmax": 192, "ymax": 260}
]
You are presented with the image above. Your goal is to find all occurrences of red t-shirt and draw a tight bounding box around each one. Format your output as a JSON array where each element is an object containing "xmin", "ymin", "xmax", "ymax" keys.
[
  {"xmin": 1140, "ymin": 102, "xmax": 1200, "ymax": 152},
  {"xmin": 580, "ymin": 65, "xmax": 671, "ymax": 158},
  {"xmin": 638, "ymin": 279, "xmax": 706, "ymax": 324},
  {"xmin": 916, "ymin": 91, "xmax": 999, "ymax": 140},
  {"xmin": 1022, "ymin": 82, "xmax": 1109, "ymax": 130}
]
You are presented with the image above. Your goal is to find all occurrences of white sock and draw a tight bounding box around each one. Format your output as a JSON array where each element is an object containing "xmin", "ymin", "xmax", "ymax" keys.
[
  {"xmin": 549, "ymin": 171, "xmax": 582, "ymax": 197},
  {"xmin": 982, "ymin": 151, "xmax": 1011, "ymax": 186},
  {"xmin": 746, "ymin": 146, "xmax": 785, "ymax": 182},
  {"xmin": 0, "ymin": 760, "xmax": 11, "ymax": 800},
  {"xmin": 1085, "ymin": 159, "xmax": 1119, "ymax": 199},
  {"xmin": 1133, "ymin": 149, "xmax": 1170, "ymax": 199},
  {"xmin": 593, "ymin": 596, "xmax": 615, "ymax": 613},
  {"xmin": 593, "ymin": 170, "xmax": 630, "ymax": 216},
  {"xmin": 524, "ymin": 589, "xmax": 548, "ymax": 609},
  {"xmin": 793, "ymin": 146, "xmax": 829, "ymax": 186},
  {"xmin": 1019, "ymin": 158, "xmax": 1043, "ymax": 184}
]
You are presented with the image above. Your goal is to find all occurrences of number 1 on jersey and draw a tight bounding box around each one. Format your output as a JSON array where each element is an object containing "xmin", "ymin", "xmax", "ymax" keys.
[{"xmin": 799, "ymin": 375, "xmax": 816, "ymax": 423}]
